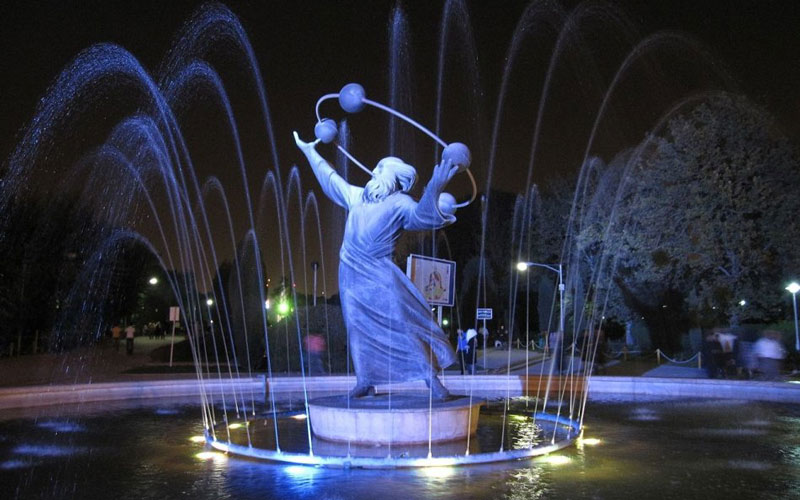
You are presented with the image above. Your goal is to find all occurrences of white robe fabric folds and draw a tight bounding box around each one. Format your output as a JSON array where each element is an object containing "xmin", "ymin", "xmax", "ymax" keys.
[{"xmin": 320, "ymin": 169, "xmax": 457, "ymax": 385}]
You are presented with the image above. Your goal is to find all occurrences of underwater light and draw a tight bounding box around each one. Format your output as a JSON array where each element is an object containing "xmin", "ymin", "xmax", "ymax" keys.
[
  {"xmin": 189, "ymin": 435, "xmax": 206, "ymax": 443},
  {"xmin": 228, "ymin": 423, "xmax": 243, "ymax": 429},
  {"xmin": 278, "ymin": 301, "xmax": 290, "ymax": 314},
  {"xmin": 541, "ymin": 455, "xmax": 570, "ymax": 465},
  {"xmin": 291, "ymin": 414, "xmax": 308, "ymax": 420},
  {"xmin": 195, "ymin": 451, "xmax": 226, "ymax": 461},
  {"xmin": 418, "ymin": 465, "xmax": 457, "ymax": 478},
  {"xmin": 580, "ymin": 437, "xmax": 601, "ymax": 446},
  {"xmin": 284, "ymin": 465, "xmax": 320, "ymax": 478}
]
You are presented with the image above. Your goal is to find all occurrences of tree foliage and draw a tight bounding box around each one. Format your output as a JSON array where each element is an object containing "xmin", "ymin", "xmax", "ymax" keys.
[
  {"xmin": 0, "ymin": 193, "xmax": 163, "ymax": 352},
  {"xmin": 537, "ymin": 95, "xmax": 800, "ymax": 351}
]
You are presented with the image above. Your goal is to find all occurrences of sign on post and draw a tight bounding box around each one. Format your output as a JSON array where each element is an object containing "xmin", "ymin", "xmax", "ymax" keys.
[
  {"xmin": 476, "ymin": 308, "xmax": 493, "ymax": 320},
  {"xmin": 406, "ymin": 254, "xmax": 456, "ymax": 307},
  {"xmin": 169, "ymin": 306, "xmax": 180, "ymax": 322}
]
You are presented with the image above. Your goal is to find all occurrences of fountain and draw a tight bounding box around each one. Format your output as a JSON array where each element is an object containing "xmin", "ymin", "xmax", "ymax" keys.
[{"xmin": 2, "ymin": 1, "xmax": 799, "ymax": 495}]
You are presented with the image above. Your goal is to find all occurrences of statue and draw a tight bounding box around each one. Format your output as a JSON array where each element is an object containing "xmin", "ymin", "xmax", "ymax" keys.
[{"xmin": 294, "ymin": 131, "xmax": 459, "ymax": 400}]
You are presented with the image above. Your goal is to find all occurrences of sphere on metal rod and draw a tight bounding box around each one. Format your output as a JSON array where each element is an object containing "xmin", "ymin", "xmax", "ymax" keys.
[
  {"xmin": 442, "ymin": 142, "xmax": 471, "ymax": 173},
  {"xmin": 339, "ymin": 83, "xmax": 366, "ymax": 113},
  {"xmin": 314, "ymin": 118, "xmax": 338, "ymax": 143},
  {"xmin": 438, "ymin": 192, "xmax": 458, "ymax": 216}
]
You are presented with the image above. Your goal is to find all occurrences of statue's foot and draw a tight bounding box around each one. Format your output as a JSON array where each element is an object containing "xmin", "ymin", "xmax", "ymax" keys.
[
  {"xmin": 426, "ymin": 376, "xmax": 450, "ymax": 401},
  {"xmin": 349, "ymin": 384, "xmax": 375, "ymax": 398}
]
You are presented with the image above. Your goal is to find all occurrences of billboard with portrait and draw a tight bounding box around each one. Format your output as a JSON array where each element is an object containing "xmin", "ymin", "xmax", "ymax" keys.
[{"xmin": 406, "ymin": 254, "xmax": 456, "ymax": 307}]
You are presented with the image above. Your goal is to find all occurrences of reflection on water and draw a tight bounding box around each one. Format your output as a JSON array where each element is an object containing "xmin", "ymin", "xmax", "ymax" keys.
[{"xmin": 0, "ymin": 398, "xmax": 799, "ymax": 499}]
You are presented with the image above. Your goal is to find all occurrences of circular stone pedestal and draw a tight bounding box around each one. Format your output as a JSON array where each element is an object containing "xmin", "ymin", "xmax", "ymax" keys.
[{"xmin": 308, "ymin": 394, "xmax": 483, "ymax": 445}]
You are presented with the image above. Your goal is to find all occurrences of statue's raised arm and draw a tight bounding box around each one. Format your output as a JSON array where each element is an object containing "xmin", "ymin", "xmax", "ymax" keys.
[
  {"xmin": 405, "ymin": 158, "xmax": 460, "ymax": 231},
  {"xmin": 293, "ymin": 131, "xmax": 361, "ymax": 209}
]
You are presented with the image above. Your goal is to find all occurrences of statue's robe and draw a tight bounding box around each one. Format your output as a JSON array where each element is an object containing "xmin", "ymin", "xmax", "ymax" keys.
[{"xmin": 320, "ymin": 170, "xmax": 457, "ymax": 385}]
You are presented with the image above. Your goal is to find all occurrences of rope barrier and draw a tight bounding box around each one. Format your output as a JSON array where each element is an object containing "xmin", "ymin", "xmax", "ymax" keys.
[{"xmin": 655, "ymin": 349, "xmax": 701, "ymax": 365}]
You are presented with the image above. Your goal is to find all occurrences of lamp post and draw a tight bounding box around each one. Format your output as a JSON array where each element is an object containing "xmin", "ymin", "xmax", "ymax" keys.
[
  {"xmin": 516, "ymin": 261, "xmax": 565, "ymax": 334},
  {"xmin": 786, "ymin": 282, "xmax": 800, "ymax": 351}
]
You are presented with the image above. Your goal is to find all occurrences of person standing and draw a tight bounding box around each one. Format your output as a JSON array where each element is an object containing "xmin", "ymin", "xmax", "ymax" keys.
[
  {"xmin": 456, "ymin": 329, "xmax": 467, "ymax": 375},
  {"xmin": 125, "ymin": 324, "xmax": 135, "ymax": 356},
  {"xmin": 304, "ymin": 333, "xmax": 326, "ymax": 375},
  {"xmin": 754, "ymin": 330, "xmax": 785, "ymax": 380},
  {"xmin": 111, "ymin": 324, "xmax": 122, "ymax": 352},
  {"xmin": 464, "ymin": 328, "xmax": 479, "ymax": 375}
]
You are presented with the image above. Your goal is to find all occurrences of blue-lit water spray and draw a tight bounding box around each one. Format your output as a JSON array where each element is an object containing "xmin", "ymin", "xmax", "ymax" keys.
[{"xmin": 0, "ymin": 0, "xmax": 741, "ymax": 469}]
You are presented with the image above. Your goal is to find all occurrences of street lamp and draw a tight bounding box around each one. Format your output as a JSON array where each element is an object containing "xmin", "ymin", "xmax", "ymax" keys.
[
  {"xmin": 517, "ymin": 261, "xmax": 565, "ymax": 334},
  {"xmin": 206, "ymin": 298, "xmax": 214, "ymax": 307},
  {"xmin": 786, "ymin": 282, "xmax": 800, "ymax": 351},
  {"xmin": 149, "ymin": 277, "xmax": 159, "ymax": 285}
]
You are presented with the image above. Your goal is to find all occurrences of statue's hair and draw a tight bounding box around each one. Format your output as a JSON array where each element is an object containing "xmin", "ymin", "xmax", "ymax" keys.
[
  {"xmin": 378, "ymin": 157, "xmax": 417, "ymax": 192},
  {"xmin": 363, "ymin": 157, "xmax": 417, "ymax": 203}
]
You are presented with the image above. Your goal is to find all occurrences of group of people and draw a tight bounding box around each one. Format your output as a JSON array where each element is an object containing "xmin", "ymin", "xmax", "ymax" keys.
[
  {"xmin": 110, "ymin": 323, "xmax": 137, "ymax": 355},
  {"xmin": 143, "ymin": 321, "xmax": 165, "ymax": 339},
  {"xmin": 703, "ymin": 327, "xmax": 787, "ymax": 380}
]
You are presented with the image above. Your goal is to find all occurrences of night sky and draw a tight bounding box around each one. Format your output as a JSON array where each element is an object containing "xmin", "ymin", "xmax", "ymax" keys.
[{"xmin": 1, "ymin": 0, "xmax": 799, "ymax": 290}]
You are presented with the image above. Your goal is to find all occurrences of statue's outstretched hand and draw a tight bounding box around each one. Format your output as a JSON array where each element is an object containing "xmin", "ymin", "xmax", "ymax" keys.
[
  {"xmin": 293, "ymin": 131, "xmax": 320, "ymax": 154},
  {"xmin": 429, "ymin": 158, "xmax": 459, "ymax": 193}
]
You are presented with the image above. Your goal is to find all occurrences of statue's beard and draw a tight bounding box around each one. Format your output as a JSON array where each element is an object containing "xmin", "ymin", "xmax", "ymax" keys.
[{"xmin": 363, "ymin": 175, "xmax": 397, "ymax": 203}]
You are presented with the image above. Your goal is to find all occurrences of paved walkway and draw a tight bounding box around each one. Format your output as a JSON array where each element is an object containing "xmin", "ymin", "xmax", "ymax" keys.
[
  {"xmin": 0, "ymin": 343, "xmax": 796, "ymax": 388},
  {"xmin": 0, "ymin": 336, "xmax": 195, "ymax": 387},
  {"xmin": 642, "ymin": 365, "xmax": 707, "ymax": 378}
]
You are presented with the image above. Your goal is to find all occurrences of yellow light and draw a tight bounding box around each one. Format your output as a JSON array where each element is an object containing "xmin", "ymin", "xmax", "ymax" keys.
[
  {"xmin": 291, "ymin": 414, "xmax": 308, "ymax": 420},
  {"xmin": 516, "ymin": 262, "xmax": 529, "ymax": 272},
  {"xmin": 228, "ymin": 423, "xmax": 243, "ymax": 429},
  {"xmin": 580, "ymin": 437, "xmax": 601, "ymax": 446},
  {"xmin": 206, "ymin": 298, "xmax": 214, "ymax": 306},
  {"xmin": 541, "ymin": 455, "xmax": 570, "ymax": 465},
  {"xmin": 149, "ymin": 277, "xmax": 158, "ymax": 285},
  {"xmin": 189, "ymin": 435, "xmax": 206, "ymax": 443},
  {"xmin": 419, "ymin": 465, "xmax": 456, "ymax": 478},
  {"xmin": 195, "ymin": 451, "xmax": 227, "ymax": 461}
]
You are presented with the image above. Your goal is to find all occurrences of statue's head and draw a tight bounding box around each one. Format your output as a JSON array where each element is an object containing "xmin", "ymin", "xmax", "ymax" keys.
[{"xmin": 363, "ymin": 156, "xmax": 417, "ymax": 203}]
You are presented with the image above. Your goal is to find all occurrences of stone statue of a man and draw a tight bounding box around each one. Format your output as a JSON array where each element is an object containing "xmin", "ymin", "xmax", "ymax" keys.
[{"xmin": 294, "ymin": 132, "xmax": 458, "ymax": 400}]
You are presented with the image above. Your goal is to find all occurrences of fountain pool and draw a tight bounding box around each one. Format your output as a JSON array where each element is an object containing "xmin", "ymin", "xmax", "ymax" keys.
[{"xmin": 2, "ymin": 396, "xmax": 799, "ymax": 499}]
